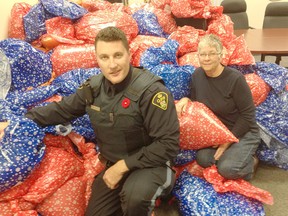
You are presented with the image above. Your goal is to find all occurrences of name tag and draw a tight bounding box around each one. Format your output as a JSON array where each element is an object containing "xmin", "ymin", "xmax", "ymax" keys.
[{"xmin": 91, "ymin": 105, "xmax": 100, "ymax": 111}]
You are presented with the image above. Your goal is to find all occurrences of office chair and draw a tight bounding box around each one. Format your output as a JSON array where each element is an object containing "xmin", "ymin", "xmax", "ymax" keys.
[
  {"xmin": 220, "ymin": 0, "xmax": 249, "ymax": 30},
  {"xmin": 261, "ymin": 2, "xmax": 288, "ymax": 65}
]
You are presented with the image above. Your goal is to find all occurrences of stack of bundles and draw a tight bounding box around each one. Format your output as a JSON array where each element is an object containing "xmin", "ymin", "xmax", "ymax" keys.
[{"xmin": 1, "ymin": 0, "xmax": 286, "ymax": 215}]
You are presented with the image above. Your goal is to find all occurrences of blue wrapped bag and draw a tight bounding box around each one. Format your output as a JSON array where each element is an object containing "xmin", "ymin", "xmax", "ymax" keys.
[
  {"xmin": 52, "ymin": 67, "xmax": 101, "ymax": 96},
  {"xmin": 256, "ymin": 90, "xmax": 288, "ymax": 146},
  {"xmin": 23, "ymin": 0, "xmax": 87, "ymax": 42},
  {"xmin": 0, "ymin": 115, "xmax": 46, "ymax": 192},
  {"xmin": 253, "ymin": 62, "xmax": 287, "ymax": 93},
  {"xmin": 0, "ymin": 39, "xmax": 52, "ymax": 92},
  {"xmin": 132, "ymin": 9, "xmax": 168, "ymax": 38},
  {"xmin": 6, "ymin": 85, "xmax": 60, "ymax": 109},
  {"xmin": 140, "ymin": 40, "xmax": 194, "ymax": 100},
  {"xmin": 174, "ymin": 149, "xmax": 197, "ymax": 166},
  {"xmin": 172, "ymin": 171, "xmax": 265, "ymax": 216},
  {"xmin": 40, "ymin": 0, "xmax": 87, "ymax": 20}
]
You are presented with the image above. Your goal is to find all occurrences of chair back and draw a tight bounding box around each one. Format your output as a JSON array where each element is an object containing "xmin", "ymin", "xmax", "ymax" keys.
[
  {"xmin": 263, "ymin": 2, "xmax": 288, "ymax": 28},
  {"xmin": 221, "ymin": 0, "xmax": 249, "ymax": 29}
]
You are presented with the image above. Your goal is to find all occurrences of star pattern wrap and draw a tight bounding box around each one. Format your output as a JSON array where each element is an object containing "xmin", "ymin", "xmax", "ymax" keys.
[
  {"xmin": 132, "ymin": 9, "xmax": 169, "ymax": 38},
  {"xmin": 203, "ymin": 165, "xmax": 274, "ymax": 205},
  {"xmin": 23, "ymin": 0, "xmax": 88, "ymax": 42},
  {"xmin": 244, "ymin": 73, "xmax": 271, "ymax": 106},
  {"xmin": 140, "ymin": 39, "xmax": 195, "ymax": 100},
  {"xmin": 129, "ymin": 35, "xmax": 167, "ymax": 67},
  {"xmin": 1, "ymin": 0, "xmax": 287, "ymax": 214},
  {"xmin": 0, "ymin": 39, "xmax": 52, "ymax": 92},
  {"xmin": 257, "ymin": 134, "xmax": 288, "ymax": 170},
  {"xmin": 52, "ymin": 67, "xmax": 101, "ymax": 96},
  {"xmin": 40, "ymin": 0, "xmax": 88, "ymax": 20},
  {"xmin": 6, "ymin": 85, "xmax": 60, "ymax": 109},
  {"xmin": 74, "ymin": 10, "xmax": 138, "ymax": 44},
  {"xmin": 256, "ymin": 90, "xmax": 288, "ymax": 146},
  {"xmin": 172, "ymin": 170, "xmax": 265, "ymax": 216},
  {"xmin": 0, "ymin": 115, "xmax": 46, "ymax": 193},
  {"xmin": 253, "ymin": 61, "xmax": 287, "ymax": 94},
  {"xmin": 178, "ymin": 101, "xmax": 239, "ymax": 150},
  {"xmin": 174, "ymin": 149, "xmax": 197, "ymax": 166},
  {"xmin": 8, "ymin": 2, "xmax": 32, "ymax": 41},
  {"xmin": 168, "ymin": 26, "xmax": 202, "ymax": 57},
  {"xmin": 51, "ymin": 44, "xmax": 98, "ymax": 77}
]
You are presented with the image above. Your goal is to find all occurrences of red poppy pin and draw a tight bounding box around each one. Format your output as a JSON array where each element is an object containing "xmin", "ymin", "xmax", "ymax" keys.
[{"xmin": 122, "ymin": 98, "xmax": 130, "ymax": 108}]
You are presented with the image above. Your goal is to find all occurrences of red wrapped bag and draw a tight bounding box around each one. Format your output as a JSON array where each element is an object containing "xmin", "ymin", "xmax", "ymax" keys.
[
  {"xmin": 245, "ymin": 73, "xmax": 271, "ymax": 106},
  {"xmin": 152, "ymin": 8, "xmax": 177, "ymax": 35},
  {"xmin": 178, "ymin": 101, "xmax": 239, "ymax": 150},
  {"xmin": 226, "ymin": 35, "xmax": 255, "ymax": 65},
  {"xmin": 0, "ymin": 172, "xmax": 38, "ymax": 202},
  {"xmin": 9, "ymin": 200, "xmax": 37, "ymax": 216},
  {"xmin": 170, "ymin": 0, "xmax": 211, "ymax": 18},
  {"xmin": 178, "ymin": 52, "xmax": 199, "ymax": 67},
  {"xmin": 82, "ymin": 0, "xmax": 112, "ymax": 12},
  {"xmin": 74, "ymin": 10, "xmax": 138, "ymax": 44},
  {"xmin": 51, "ymin": 44, "xmax": 98, "ymax": 77},
  {"xmin": 129, "ymin": 35, "xmax": 167, "ymax": 67},
  {"xmin": 203, "ymin": 165, "xmax": 274, "ymax": 205},
  {"xmin": 36, "ymin": 177, "xmax": 87, "ymax": 216},
  {"xmin": 0, "ymin": 201, "xmax": 13, "ymax": 216},
  {"xmin": 46, "ymin": 17, "xmax": 75, "ymax": 40},
  {"xmin": 169, "ymin": 26, "xmax": 201, "ymax": 57},
  {"xmin": 22, "ymin": 146, "xmax": 84, "ymax": 203},
  {"xmin": 150, "ymin": 0, "xmax": 170, "ymax": 10},
  {"xmin": 174, "ymin": 160, "xmax": 204, "ymax": 178},
  {"xmin": 68, "ymin": 132, "xmax": 105, "ymax": 205},
  {"xmin": 207, "ymin": 14, "xmax": 235, "ymax": 47},
  {"xmin": 8, "ymin": 3, "xmax": 31, "ymax": 40}
]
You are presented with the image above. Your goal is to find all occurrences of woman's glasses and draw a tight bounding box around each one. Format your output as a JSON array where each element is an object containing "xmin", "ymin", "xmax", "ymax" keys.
[{"xmin": 198, "ymin": 53, "xmax": 221, "ymax": 58}]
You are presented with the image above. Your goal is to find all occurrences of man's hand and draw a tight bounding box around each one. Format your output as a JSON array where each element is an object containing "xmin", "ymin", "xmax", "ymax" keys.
[
  {"xmin": 214, "ymin": 142, "xmax": 233, "ymax": 161},
  {"xmin": 103, "ymin": 159, "xmax": 129, "ymax": 189},
  {"xmin": 175, "ymin": 97, "xmax": 190, "ymax": 117}
]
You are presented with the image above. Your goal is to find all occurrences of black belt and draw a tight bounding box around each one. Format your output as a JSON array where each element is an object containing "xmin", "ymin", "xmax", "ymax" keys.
[{"xmin": 98, "ymin": 154, "xmax": 115, "ymax": 168}]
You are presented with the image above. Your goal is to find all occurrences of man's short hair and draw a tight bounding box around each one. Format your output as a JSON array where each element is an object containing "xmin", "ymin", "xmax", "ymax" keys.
[{"xmin": 95, "ymin": 27, "xmax": 129, "ymax": 51}]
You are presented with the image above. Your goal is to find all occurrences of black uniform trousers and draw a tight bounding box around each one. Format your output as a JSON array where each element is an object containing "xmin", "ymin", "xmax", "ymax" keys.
[{"xmin": 85, "ymin": 166, "xmax": 176, "ymax": 216}]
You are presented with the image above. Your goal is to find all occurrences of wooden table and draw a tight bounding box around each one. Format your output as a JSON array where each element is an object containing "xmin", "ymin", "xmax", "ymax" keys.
[{"xmin": 234, "ymin": 28, "xmax": 288, "ymax": 55}]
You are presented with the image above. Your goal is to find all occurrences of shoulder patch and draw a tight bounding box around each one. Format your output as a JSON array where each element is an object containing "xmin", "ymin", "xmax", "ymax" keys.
[{"xmin": 152, "ymin": 92, "xmax": 168, "ymax": 110}]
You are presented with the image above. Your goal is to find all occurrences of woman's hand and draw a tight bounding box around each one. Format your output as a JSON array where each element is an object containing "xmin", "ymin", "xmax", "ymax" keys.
[
  {"xmin": 175, "ymin": 97, "xmax": 190, "ymax": 117},
  {"xmin": 214, "ymin": 142, "xmax": 233, "ymax": 161},
  {"xmin": 0, "ymin": 121, "xmax": 9, "ymax": 140}
]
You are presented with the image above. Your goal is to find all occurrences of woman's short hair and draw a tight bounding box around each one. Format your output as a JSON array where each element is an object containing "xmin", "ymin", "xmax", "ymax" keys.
[
  {"xmin": 94, "ymin": 27, "xmax": 129, "ymax": 51},
  {"xmin": 198, "ymin": 34, "xmax": 223, "ymax": 54}
]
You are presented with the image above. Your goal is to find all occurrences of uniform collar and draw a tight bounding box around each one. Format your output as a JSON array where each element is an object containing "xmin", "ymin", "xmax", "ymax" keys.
[{"xmin": 104, "ymin": 66, "xmax": 133, "ymax": 96}]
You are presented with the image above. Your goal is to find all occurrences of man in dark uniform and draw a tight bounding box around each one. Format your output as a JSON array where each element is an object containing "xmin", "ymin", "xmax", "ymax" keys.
[{"xmin": 25, "ymin": 27, "xmax": 180, "ymax": 216}]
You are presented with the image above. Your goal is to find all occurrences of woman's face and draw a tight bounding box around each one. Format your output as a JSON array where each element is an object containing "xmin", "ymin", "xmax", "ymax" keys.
[
  {"xmin": 0, "ymin": 122, "xmax": 9, "ymax": 140},
  {"xmin": 198, "ymin": 45, "xmax": 222, "ymax": 76}
]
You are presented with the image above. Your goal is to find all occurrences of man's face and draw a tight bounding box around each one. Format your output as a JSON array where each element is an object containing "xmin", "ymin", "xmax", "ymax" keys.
[{"xmin": 95, "ymin": 40, "xmax": 131, "ymax": 84}]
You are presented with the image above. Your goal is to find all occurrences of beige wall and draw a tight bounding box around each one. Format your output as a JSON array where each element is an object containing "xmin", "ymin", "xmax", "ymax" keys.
[
  {"xmin": 246, "ymin": 0, "xmax": 270, "ymax": 29},
  {"xmin": 1, "ymin": 0, "xmax": 288, "ymax": 40}
]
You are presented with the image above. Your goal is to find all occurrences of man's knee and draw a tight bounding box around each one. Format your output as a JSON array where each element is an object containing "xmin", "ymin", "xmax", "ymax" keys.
[
  {"xmin": 120, "ymin": 189, "xmax": 151, "ymax": 216},
  {"xmin": 196, "ymin": 150, "xmax": 215, "ymax": 168}
]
